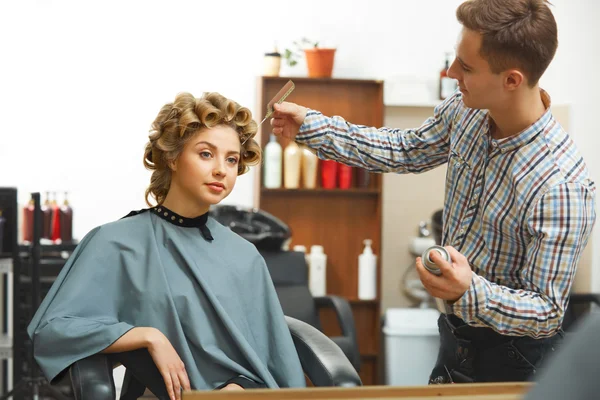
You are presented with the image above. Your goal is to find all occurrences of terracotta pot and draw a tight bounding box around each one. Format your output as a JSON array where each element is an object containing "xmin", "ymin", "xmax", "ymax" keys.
[{"xmin": 304, "ymin": 48, "xmax": 336, "ymax": 78}]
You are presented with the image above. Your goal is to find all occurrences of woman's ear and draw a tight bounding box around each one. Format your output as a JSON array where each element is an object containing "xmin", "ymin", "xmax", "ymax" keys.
[{"xmin": 168, "ymin": 158, "xmax": 177, "ymax": 172}]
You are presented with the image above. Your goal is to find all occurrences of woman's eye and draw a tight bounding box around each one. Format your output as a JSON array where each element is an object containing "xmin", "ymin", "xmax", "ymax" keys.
[
  {"xmin": 200, "ymin": 151, "xmax": 212, "ymax": 159},
  {"xmin": 227, "ymin": 157, "xmax": 239, "ymax": 164}
]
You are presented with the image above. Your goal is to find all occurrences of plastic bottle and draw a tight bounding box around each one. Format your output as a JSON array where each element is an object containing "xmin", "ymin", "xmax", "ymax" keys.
[
  {"xmin": 60, "ymin": 191, "xmax": 73, "ymax": 243},
  {"xmin": 338, "ymin": 164, "xmax": 353, "ymax": 189},
  {"xmin": 301, "ymin": 147, "xmax": 318, "ymax": 189},
  {"xmin": 439, "ymin": 52, "xmax": 457, "ymax": 100},
  {"xmin": 42, "ymin": 191, "xmax": 52, "ymax": 239},
  {"xmin": 358, "ymin": 239, "xmax": 377, "ymax": 300},
  {"xmin": 284, "ymin": 141, "xmax": 301, "ymax": 189},
  {"xmin": 22, "ymin": 199, "xmax": 34, "ymax": 243},
  {"xmin": 263, "ymin": 134, "xmax": 282, "ymax": 189},
  {"xmin": 308, "ymin": 245, "xmax": 327, "ymax": 296}
]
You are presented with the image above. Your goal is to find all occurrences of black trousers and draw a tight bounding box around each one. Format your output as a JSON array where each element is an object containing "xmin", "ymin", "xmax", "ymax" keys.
[
  {"xmin": 111, "ymin": 349, "xmax": 266, "ymax": 400},
  {"xmin": 429, "ymin": 314, "xmax": 563, "ymax": 384}
]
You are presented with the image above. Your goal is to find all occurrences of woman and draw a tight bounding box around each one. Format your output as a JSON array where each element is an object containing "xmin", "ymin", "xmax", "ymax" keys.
[{"xmin": 27, "ymin": 92, "xmax": 306, "ymax": 400}]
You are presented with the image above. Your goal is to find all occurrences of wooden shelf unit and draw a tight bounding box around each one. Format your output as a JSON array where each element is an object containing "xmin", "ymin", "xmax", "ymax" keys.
[{"xmin": 256, "ymin": 76, "xmax": 384, "ymax": 385}]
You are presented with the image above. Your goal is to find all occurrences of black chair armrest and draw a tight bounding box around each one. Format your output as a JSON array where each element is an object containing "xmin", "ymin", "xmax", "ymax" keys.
[
  {"xmin": 69, "ymin": 353, "xmax": 116, "ymax": 400},
  {"xmin": 314, "ymin": 295, "xmax": 360, "ymax": 370},
  {"xmin": 285, "ymin": 316, "xmax": 362, "ymax": 387}
]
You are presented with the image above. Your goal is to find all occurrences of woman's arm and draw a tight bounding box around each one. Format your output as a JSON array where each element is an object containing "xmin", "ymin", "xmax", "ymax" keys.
[{"xmin": 101, "ymin": 327, "xmax": 156, "ymax": 353}]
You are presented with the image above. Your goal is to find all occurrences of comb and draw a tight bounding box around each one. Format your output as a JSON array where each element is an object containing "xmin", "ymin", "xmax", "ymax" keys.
[
  {"xmin": 260, "ymin": 79, "xmax": 295, "ymax": 126},
  {"xmin": 241, "ymin": 80, "xmax": 295, "ymax": 146}
]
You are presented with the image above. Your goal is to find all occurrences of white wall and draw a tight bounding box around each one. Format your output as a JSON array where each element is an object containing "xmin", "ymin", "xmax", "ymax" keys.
[
  {"xmin": 0, "ymin": 0, "xmax": 463, "ymax": 239},
  {"xmin": 1, "ymin": 0, "xmax": 598, "ymax": 279}
]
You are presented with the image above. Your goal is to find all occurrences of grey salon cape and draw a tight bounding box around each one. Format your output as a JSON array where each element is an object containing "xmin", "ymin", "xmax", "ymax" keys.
[{"xmin": 27, "ymin": 207, "xmax": 306, "ymax": 389}]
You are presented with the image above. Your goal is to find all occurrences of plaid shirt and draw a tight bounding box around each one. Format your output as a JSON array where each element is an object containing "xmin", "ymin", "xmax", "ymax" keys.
[{"xmin": 296, "ymin": 90, "xmax": 596, "ymax": 338}]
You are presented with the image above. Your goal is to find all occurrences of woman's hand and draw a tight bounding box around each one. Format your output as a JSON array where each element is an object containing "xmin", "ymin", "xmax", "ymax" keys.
[
  {"xmin": 221, "ymin": 383, "xmax": 245, "ymax": 391},
  {"xmin": 146, "ymin": 328, "xmax": 191, "ymax": 400}
]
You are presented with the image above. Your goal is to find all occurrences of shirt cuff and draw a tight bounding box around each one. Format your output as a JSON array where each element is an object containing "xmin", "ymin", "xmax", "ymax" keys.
[
  {"xmin": 296, "ymin": 109, "xmax": 326, "ymax": 144},
  {"xmin": 450, "ymin": 271, "xmax": 486, "ymax": 321}
]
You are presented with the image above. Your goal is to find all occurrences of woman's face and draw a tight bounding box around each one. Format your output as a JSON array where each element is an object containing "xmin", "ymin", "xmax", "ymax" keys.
[{"xmin": 169, "ymin": 125, "xmax": 240, "ymax": 208}]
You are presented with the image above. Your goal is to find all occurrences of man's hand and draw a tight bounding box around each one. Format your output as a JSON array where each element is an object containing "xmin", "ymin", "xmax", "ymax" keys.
[
  {"xmin": 270, "ymin": 102, "xmax": 308, "ymax": 140},
  {"xmin": 416, "ymin": 246, "xmax": 473, "ymax": 302}
]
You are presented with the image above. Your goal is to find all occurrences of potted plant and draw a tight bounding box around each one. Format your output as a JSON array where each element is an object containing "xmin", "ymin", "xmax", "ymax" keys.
[{"xmin": 283, "ymin": 38, "xmax": 336, "ymax": 78}]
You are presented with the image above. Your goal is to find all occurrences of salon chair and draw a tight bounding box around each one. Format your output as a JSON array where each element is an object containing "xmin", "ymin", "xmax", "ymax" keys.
[
  {"xmin": 260, "ymin": 250, "xmax": 362, "ymax": 373},
  {"xmin": 53, "ymin": 316, "xmax": 361, "ymax": 399},
  {"xmin": 209, "ymin": 205, "xmax": 361, "ymax": 372}
]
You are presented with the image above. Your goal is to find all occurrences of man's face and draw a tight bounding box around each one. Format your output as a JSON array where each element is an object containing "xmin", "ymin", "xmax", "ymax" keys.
[{"xmin": 447, "ymin": 28, "xmax": 507, "ymax": 110}]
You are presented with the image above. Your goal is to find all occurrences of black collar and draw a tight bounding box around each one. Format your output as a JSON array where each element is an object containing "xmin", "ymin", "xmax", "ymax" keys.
[
  {"xmin": 122, "ymin": 206, "xmax": 213, "ymax": 242},
  {"xmin": 151, "ymin": 206, "xmax": 213, "ymax": 242}
]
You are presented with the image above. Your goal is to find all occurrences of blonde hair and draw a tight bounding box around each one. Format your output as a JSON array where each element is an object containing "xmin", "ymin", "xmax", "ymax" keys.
[{"xmin": 143, "ymin": 92, "xmax": 261, "ymax": 206}]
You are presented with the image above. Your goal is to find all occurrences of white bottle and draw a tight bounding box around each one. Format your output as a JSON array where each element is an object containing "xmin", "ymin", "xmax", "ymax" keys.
[
  {"xmin": 263, "ymin": 134, "xmax": 282, "ymax": 188},
  {"xmin": 358, "ymin": 239, "xmax": 377, "ymax": 300},
  {"xmin": 308, "ymin": 245, "xmax": 327, "ymax": 296}
]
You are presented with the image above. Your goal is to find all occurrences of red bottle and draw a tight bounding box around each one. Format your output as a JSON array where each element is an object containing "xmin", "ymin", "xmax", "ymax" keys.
[
  {"xmin": 50, "ymin": 193, "xmax": 61, "ymax": 243},
  {"xmin": 59, "ymin": 192, "xmax": 73, "ymax": 243},
  {"xmin": 321, "ymin": 160, "xmax": 338, "ymax": 189},
  {"xmin": 22, "ymin": 199, "xmax": 34, "ymax": 243},
  {"xmin": 338, "ymin": 164, "xmax": 353, "ymax": 189},
  {"xmin": 42, "ymin": 192, "xmax": 53, "ymax": 239}
]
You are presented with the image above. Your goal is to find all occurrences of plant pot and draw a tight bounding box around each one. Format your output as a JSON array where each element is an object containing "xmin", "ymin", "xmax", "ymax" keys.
[{"xmin": 304, "ymin": 48, "xmax": 336, "ymax": 78}]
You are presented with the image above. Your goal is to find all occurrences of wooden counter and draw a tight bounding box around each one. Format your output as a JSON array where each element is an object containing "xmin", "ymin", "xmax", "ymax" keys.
[{"xmin": 184, "ymin": 382, "xmax": 532, "ymax": 400}]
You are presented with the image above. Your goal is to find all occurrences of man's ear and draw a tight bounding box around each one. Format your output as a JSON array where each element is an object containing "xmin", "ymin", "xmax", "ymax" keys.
[{"xmin": 504, "ymin": 69, "xmax": 524, "ymax": 91}]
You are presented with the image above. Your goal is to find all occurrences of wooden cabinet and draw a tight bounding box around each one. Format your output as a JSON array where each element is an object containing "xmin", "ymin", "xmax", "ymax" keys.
[{"xmin": 255, "ymin": 76, "xmax": 384, "ymax": 385}]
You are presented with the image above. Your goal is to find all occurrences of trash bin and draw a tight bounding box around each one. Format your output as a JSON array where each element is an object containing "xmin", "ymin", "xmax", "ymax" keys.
[{"xmin": 383, "ymin": 308, "xmax": 441, "ymax": 386}]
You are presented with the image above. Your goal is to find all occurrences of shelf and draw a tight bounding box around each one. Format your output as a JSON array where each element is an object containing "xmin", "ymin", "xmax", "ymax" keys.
[
  {"xmin": 18, "ymin": 242, "xmax": 78, "ymax": 253},
  {"xmin": 261, "ymin": 188, "xmax": 379, "ymax": 196}
]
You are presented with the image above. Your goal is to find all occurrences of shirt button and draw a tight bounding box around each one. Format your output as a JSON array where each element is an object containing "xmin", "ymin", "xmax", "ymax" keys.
[
  {"xmin": 491, "ymin": 141, "xmax": 498, "ymax": 147},
  {"xmin": 473, "ymin": 193, "xmax": 478, "ymax": 200},
  {"xmin": 459, "ymin": 228, "xmax": 465, "ymax": 234}
]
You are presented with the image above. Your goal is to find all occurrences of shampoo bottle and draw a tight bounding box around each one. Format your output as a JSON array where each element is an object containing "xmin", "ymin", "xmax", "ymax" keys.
[
  {"xmin": 358, "ymin": 239, "xmax": 377, "ymax": 300},
  {"xmin": 308, "ymin": 245, "xmax": 327, "ymax": 296},
  {"xmin": 263, "ymin": 134, "xmax": 282, "ymax": 188}
]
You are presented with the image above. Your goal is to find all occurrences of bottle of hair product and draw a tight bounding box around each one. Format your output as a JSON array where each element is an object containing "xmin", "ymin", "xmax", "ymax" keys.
[
  {"xmin": 358, "ymin": 239, "xmax": 377, "ymax": 300},
  {"xmin": 42, "ymin": 191, "xmax": 52, "ymax": 239},
  {"xmin": 439, "ymin": 52, "xmax": 457, "ymax": 100},
  {"xmin": 60, "ymin": 191, "xmax": 73, "ymax": 243},
  {"xmin": 22, "ymin": 198, "xmax": 34, "ymax": 243},
  {"xmin": 50, "ymin": 192, "xmax": 61, "ymax": 243},
  {"xmin": 263, "ymin": 134, "xmax": 282, "ymax": 189},
  {"xmin": 308, "ymin": 245, "xmax": 327, "ymax": 296},
  {"xmin": 321, "ymin": 160, "xmax": 338, "ymax": 189},
  {"xmin": 283, "ymin": 141, "xmax": 301, "ymax": 189},
  {"xmin": 301, "ymin": 147, "xmax": 318, "ymax": 189},
  {"xmin": 338, "ymin": 164, "xmax": 353, "ymax": 189}
]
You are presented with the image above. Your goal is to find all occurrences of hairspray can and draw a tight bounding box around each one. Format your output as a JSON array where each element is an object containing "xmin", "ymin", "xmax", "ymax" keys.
[{"xmin": 422, "ymin": 245, "xmax": 451, "ymax": 276}]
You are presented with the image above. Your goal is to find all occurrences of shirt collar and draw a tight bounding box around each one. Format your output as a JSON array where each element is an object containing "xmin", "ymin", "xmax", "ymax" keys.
[{"xmin": 487, "ymin": 89, "xmax": 553, "ymax": 153}]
